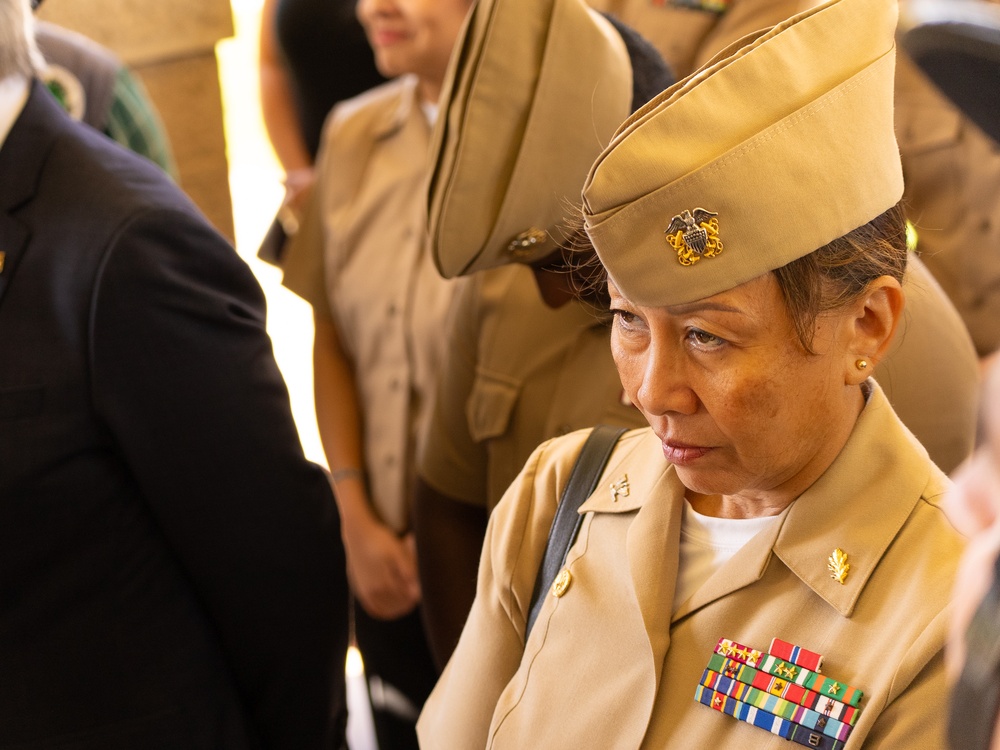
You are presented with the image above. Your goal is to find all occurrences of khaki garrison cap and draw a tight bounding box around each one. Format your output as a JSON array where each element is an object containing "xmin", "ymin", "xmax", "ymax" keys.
[
  {"xmin": 426, "ymin": 0, "xmax": 633, "ymax": 278},
  {"xmin": 582, "ymin": 0, "xmax": 903, "ymax": 307}
]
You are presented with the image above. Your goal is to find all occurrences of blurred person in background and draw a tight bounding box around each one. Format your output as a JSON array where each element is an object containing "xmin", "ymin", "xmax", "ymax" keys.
[
  {"xmin": 896, "ymin": 2, "xmax": 1000, "ymax": 746},
  {"xmin": 258, "ymin": 0, "xmax": 384, "ymax": 262},
  {"xmin": 279, "ymin": 0, "xmax": 470, "ymax": 743},
  {"xmin": 412, "ymin": 0, "xmax": 673, "ymax": 667},
  {"xmin": 34, "ymin": 14, "xmax": 177, "ymax": 176}
]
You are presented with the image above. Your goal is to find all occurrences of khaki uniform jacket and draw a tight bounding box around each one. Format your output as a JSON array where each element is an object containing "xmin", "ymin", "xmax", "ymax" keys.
[
  {"xmin": 283, "ymin": 76, "xmax": 455, "ymax": 532},
  {"xmin": 587, "ymin": 0, "xmax": 1000, "ymax": 356},
  {"xmin": 417, "ymin": 264, "xmax": 647, "ymax": 513},
  {"xmin": 418, "ymin": 383, "xmax": 964, "ymax": 749}
]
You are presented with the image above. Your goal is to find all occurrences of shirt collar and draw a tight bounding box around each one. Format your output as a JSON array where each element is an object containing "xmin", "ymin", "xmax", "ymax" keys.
[
  {"xmin": 373, "ymin": 75, "xmax": 423, "ymax": 141},
  {"xmin": 771, "ymin": 380, "xmax": 945, "ymax": 616},
  {"xmin": 0, "ymin": 75, "xmax": 30, "ymax": 151}
]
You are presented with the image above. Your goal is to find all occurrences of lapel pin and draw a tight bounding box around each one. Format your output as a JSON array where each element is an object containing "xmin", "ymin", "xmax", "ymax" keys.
[
  {"xmin": 610, "ymin": 475, "xmax": 630, "ymax": 503},
  {"xmin": 827, "ymin": 548, "xmax": 850, "ymax": 585}
]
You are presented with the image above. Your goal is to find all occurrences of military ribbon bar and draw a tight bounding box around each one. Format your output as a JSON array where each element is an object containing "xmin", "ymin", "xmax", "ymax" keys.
[
  {"xmin": 770, "ymin": 637, "xmax": 824, "ymax": 672},
  {"xmin": 697, "ymin": 637, "xmax": 864, "ymax": 744}
]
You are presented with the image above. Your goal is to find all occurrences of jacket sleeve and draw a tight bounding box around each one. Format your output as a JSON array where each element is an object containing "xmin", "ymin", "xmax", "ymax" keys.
[{"xmin": 89, "ymin": 206, "xmax": 347, "ymax": 749}]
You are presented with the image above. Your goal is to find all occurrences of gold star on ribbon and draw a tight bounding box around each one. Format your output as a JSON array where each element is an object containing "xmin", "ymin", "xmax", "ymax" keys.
[{"xmin": 827, "ymin": 682, "xmax": 842, "ymax": 696}]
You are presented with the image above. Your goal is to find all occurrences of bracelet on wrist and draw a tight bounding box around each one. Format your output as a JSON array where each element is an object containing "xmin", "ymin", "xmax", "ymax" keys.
[{"xmin": 331, "ymin": 467, "xmax": 365, "ymax": 485}]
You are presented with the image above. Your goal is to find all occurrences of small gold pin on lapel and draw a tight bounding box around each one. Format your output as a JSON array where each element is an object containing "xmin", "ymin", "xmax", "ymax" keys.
[
  {"xmin": 610, "ymin": 475, "xmax": 630, "ymax": 503},
  {"xmin": 551, "ymin": 568, "xmax": 572, "ymax": 598},
  {"xmin": 827, "ymin": 548, "xmax": 850, "ymax": 584},
  {"xmin": 0, "ymin": 251, "xmax": 6, "ymax": 273}
]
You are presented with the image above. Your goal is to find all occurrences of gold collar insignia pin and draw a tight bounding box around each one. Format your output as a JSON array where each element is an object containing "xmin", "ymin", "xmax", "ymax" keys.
[
  {"xmin": 665, "ymin": 208, "xmax": 722, "ymax": 266},
  {"xmin": 827, "ymin": 548, "xmax": 850, "ymax": 584}
]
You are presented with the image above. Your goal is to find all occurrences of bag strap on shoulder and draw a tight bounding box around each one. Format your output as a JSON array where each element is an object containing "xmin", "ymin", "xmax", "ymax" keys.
[{"xmin": 525, "ymin": 424, "xmax": 627, "ymax": 639}]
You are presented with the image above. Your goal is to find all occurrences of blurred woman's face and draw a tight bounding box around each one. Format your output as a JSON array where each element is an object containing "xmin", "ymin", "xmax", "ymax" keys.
[
  {"xmin": 356, "ymin": 0, "xmax": 470, "ymax": 100},
  {"xmin": 610, "ymin": 273, "xmax": 864, "ymax": 509}
]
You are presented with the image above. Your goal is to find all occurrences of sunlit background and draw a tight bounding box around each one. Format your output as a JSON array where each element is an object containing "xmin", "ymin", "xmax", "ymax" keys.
[
  {"xmin": 218, "ymin": 0, "xmax": 324, "ymax": 466},
  {"xmin": 218, "ymin": 2, "xmax": 376, "ymax": 747}
]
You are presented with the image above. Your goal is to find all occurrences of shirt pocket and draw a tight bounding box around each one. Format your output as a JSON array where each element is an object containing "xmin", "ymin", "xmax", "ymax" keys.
[
  {"xmin": 466, "ymin": 371, "xmax": 520, "ymax": 444},
  {"xmin": 0, "ymin": 385, "xmax": 44, "ymax": 420}
]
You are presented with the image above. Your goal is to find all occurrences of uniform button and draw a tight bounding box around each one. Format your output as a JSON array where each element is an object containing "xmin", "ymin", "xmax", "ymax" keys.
[{"xmin": 551, "ymin": 568, "xmax": 572, "ymax": 598}]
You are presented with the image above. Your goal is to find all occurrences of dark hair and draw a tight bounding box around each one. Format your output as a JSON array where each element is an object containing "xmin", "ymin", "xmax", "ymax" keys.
[
  {"xmin": 772, "ymin": 202, "xmax": 908, "ymax": 350},
  {"xmin": 565, "ymin": 201, "xmax": 909, "ymax": 344}
]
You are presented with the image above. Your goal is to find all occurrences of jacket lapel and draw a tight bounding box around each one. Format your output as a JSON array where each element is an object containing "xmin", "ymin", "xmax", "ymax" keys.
[
  {"xmin": 674, "ymin": 382, "xmax": 937, "ymax": 624},
  {"xmin": 580, "ymin": 431, "xmax": 684, "ymax": 698},
  {"xmin": 0, "ymin": 80, "xmax": 64, "ymax": 306}
]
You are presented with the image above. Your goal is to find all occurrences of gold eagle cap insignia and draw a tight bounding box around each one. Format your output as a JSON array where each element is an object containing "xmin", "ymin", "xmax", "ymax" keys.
[{"xmin": 665, "ymin": 208, "xmax": 723, "ymax": 266}]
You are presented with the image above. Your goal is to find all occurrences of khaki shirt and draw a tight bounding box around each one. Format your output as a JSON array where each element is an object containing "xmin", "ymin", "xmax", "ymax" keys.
[
  {"xmin": 418, "ymin": 383, "xmax": 964, "ymax": 749},
  {"xmin": 417, "ymin": 264, "xmax": 648, "ymax": 512},
  {"xmin": 588, "ymin": 0, "xmax": 1000, "ymax": 355},
  {"xmin": 283, "ymin": 77, "xmax": 455, "ymax": 532}
]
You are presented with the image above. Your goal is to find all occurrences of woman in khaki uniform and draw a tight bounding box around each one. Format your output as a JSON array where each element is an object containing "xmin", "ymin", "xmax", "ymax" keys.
[
  {"xmin": 414, "ymin": 0, "xmax": 975, "ymax": 673},
  {"xmin": 418, "ymin": 0, "xmax": 964, "ymax": 747},
  {"xmin": 279, "ymin": 0, "xmax": 468, "ymax": 743}
]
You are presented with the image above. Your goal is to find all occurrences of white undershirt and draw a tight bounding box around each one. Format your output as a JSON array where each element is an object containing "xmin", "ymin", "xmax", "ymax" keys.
[
  {"xmin": 0, "ymin": 74, "xmax": 29, "ymax": 151},
  {"xmin": 420, "ymin": 100, "xmax": 438, "ymax": 127},
  {"xmin": 672, "ymin": 499, "xmax": 789, "ymax": 613}
]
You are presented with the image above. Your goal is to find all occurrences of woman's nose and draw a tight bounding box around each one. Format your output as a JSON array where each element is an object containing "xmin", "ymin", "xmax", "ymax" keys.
[{"xmin": 635, "ymin": 341, "xmax": 698, "ymax": 418}]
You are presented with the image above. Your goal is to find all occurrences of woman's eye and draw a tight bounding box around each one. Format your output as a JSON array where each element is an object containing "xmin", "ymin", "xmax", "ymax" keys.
[
  {"xmin": 612, "ymin": 309, "xmax": 638, "ymax": 327},
  {"xmin": 687, "ymin": 328, "xmax": 724, "ymax": 347}
]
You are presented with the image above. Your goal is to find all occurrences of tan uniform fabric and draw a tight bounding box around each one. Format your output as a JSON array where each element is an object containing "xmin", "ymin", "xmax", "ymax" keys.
[
  {"xmin": 895, "ymin": 51, "xmax": 1000, "ymax": 356},
  {"xmin": 417, "ymin": 264, "xmax": 647, "ymax": 513},
  {"xmin": 418, "ymin": 383, "xmax": 964, "ymax": 749},
  {"xmin": 587, "ymin": 0, "xmax": 1000, "ymax": 355},
  {"xmin": 282, "ymin": 76, "xmax": 455, "ymax": 532},
  {"xmin": 875, "ymin": 253, "xmax": 978, "ymax": 473}
]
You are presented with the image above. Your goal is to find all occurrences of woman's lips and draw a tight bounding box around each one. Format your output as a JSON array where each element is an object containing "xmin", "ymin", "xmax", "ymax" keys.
[
  {"xmin": 369, "ymin": 28, "xmax": 408, "ymax": 47},
  {"xmin": 662, "ymin": 441, "xmax": 712, "ymax": 465}
]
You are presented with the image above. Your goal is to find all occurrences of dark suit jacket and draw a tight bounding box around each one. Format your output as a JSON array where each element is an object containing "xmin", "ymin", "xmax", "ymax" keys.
[{"xmin": 0, "ymin": 81, "xmax": 347, "ymax": 749}]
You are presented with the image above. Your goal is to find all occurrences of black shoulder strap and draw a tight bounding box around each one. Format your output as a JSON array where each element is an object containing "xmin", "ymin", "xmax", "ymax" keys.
[{"xmin": 525, "ymin": 424, "xmax": 627, "ymax": 639}]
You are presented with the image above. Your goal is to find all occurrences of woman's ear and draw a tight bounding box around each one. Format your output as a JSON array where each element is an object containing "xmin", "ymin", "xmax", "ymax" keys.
[{"xmin": 845, "ymin": 275, "xmax": 905, "ymax": 383}]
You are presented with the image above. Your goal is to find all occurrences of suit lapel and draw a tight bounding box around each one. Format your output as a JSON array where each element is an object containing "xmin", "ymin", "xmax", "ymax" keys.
[{"xmin": 0, "ymin": 80, "xmax": 65, "ymax": 307}]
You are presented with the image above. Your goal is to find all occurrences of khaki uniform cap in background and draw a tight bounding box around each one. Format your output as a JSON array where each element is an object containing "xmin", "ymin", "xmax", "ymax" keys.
[
  {"xmin": 427, "ymin": 0, "xmax": 632, "ymax": 277},
  {"xmin": 584, "ymin": 0, "xmax": 903, "ymax": 307}
]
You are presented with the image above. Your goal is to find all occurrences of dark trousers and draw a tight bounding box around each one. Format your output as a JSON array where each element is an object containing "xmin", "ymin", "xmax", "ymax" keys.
[{"xmin": 354, "ymin": 603, "xmax": 438, "ymax": 750}]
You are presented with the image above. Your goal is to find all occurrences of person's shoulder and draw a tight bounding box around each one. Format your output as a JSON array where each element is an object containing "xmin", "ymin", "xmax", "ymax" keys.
[
  {"xmin": 526, "ymin": 425, "xmax": 655, "ymax": 479},
  {"xmin": 42, "ymin": 115, "xmax": 191, "ymax": 219},
  {"xmin": 321, "ymin": 76, "xmax": 416, "ymax": 143}
]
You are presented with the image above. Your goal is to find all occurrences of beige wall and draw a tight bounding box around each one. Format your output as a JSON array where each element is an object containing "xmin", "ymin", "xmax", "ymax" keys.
[{"xmin": 37, "ymin": 0, "xmax": 236, "ymax": 239}]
